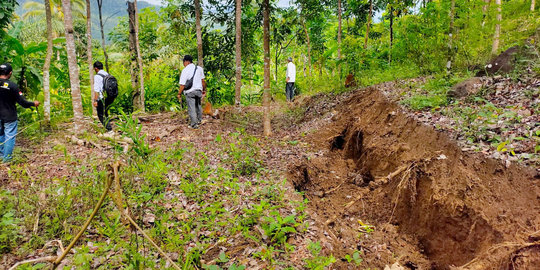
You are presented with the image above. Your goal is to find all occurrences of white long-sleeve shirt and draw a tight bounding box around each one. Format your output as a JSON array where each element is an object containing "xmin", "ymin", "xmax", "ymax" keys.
[{"xmin": 286, "ymin": 62, "xmax": 296, "ymax": 83}]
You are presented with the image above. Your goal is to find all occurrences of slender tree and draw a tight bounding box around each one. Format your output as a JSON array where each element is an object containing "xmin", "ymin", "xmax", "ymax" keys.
[
  {"xmin": 86, "ymin": 0, "xmax": 96, "ymax": 116},
  {"xmin": 532, "ymin": 0, "xmax": 536, "ymax": 11},
  {"xmin": 389, "ymin": 9, "xmax": 395, "ymax": 44},
  {"xmin": 134, "ymin": 0, "xmax": 145, "ymax": 112},
  {"xmin": 302, "ymin": 19, "xmax": 312, "ymax": 77},
  {"xmin": 492, "ymin": 0, "xmax": 501, "ymax": 55},
  {"xmin": 61, "ymin": 0, "xmax": 84, "ymax": 123},
  {"xmin": 96, "ymin": 0, "xmax": 109, "ymax": 72},
  {"xmin": 364, "ymin": 0, "xmax": 373, "ymax": 49},
  {"xmin": 337, "ymin": 0, "xmax": 342, "ymax": 59},
  {"xmin": 127, "ymin": 2, "xmax": 139, "ymax": 97},
  {"xmin": 262, "ymin": 0, "xmax": 272, "ymax": 136},
  {"xmin": 234, "ymin": 0, "xmax": 242, "ymax": 105},
  {"xmin": 194, "ymin": 0, "xmax": 204, "ymax": 67},
  {"xmin": 43, "ymin": 0, "xmax": 53, "ymax": 124},
  {"xmin": 447, "ymin": 0, "xmax": 455, "ymax": 74},
  {"xmin": 482, "ymin": 0, "xmax": 490, "ymax": 27}
]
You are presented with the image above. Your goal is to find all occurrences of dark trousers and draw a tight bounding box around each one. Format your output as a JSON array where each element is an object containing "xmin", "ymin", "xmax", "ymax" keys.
[
  {"xmin": 97, "ymin": 96, "xmax": 114, "ymax": 131},
  {"xmin": 286, "ymin": 82, "xmax": 295, "ymax": 102}
]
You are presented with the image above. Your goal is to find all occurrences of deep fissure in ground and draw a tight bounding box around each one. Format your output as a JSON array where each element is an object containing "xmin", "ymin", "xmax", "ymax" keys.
[{"xmin": 289, "ymin": 89, "xmax": 540, "ymax": 269}]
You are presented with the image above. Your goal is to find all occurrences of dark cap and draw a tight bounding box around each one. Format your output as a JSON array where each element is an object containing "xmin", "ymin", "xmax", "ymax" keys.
[
  {"xmin": 0, "ymin": 63, "xmax": 12, "ymax": 75},
  {"xmin": 183, "ymin": 55, "xmax": 193, "ymax": 62}
]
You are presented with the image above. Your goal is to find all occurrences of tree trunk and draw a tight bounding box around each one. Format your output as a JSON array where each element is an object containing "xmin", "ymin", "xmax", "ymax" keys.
[
  {"xmin": 134, "ymin": 0, "xmax": 145, "ymax": 112},
  {"xmin": 302, "ymin": 20, "xmax": 312, "ymax": 77},
  {"xmin": 195, "ymin": 0, "xmax": 204, "ymax": 67},
  {"xmin": 302, "ymin": 54, "xmax": 306, "ymax": 77},
  {"xmin": 364, "ymin": 0, "xmax": 372, "ymax": 49},
  {"xmin": 62, "ymin": 0, "xmax": 84, "ymax": 123},
  {"xmin": 43, "ymin": 0, "xmax": 53, "ymax": 124},
  {"xmin": 86, "ymin": 0, "xmax": 95, "ymax": 117},
  {"xmin": 492, "ymin": 0, "xmax": 501, "ymax": 55},
  {"xmin": 262, "ymin": 0, "xmax": 272, "ymax": 136},
  {"xmin": 127, "ymin": 2, "xmax": 139, "ymax": 101},
  {"xmin": 97, "ymin": 0, "xmax": 109, "ymax": 72},
  {"xmin": 531, "ymin": 0, "xmax": 535, "ymax": 11},
  {"xmin": 447, "ymin": 0, "xmax": 455, "ymax": 74},
  {"xmin": 234, "ymin": 0, "xmax": 242, "ymax": 106},
  {"xmin": 337, "ymin": 0, "xmax": 342, "ymax": 59},
  {"xmin": 389, "ymin": 6, "xmax": 394, "ymax": 63},
  {"xmin": 274, "ymin": 46, "xmax": 278, "ymax": 81},
  {"xmin": 482, "ymin": 0, "xmax": 490, "ymax": 27}
]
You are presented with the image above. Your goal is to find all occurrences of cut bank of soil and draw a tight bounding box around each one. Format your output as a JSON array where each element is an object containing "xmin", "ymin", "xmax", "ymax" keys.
[{"xmin": 288, "ymin": 88, "xmax": 540, "ymax": 269}]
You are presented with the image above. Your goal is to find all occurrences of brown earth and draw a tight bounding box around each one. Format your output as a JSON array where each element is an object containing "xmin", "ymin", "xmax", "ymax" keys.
[{"xmin": 285, "ymin": 88, "xmax": 540, "ymax": 269}]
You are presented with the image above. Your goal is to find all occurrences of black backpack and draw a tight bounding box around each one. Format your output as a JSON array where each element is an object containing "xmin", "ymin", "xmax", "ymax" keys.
[{"xmin": 98, "ymin": 73, "xmax": 119, "ymax": 99}]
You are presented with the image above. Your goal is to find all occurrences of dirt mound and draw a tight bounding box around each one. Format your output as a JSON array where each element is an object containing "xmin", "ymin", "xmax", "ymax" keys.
[
  {"xmin": 476, "ymin": 46, "xmax": 519, "ymax": 77},
  {"xmin": 289, "ymin": 88, "xmax": 540, "ymax": 269}
]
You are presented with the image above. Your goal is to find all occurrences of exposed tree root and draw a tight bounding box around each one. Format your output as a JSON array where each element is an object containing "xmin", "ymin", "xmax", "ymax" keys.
[{"xmin": 457, "ymin": 241, "xmax": 540, "ymax": 269}]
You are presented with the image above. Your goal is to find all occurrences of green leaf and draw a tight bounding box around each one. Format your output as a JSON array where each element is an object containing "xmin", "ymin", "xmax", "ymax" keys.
[
  {"xmin": 217, "ymin": 251, "xmax": 228, "ymax": 263},
  {"xmin": 25, "ymin": 42, "xmax": 48, "ymax": 54},
  {"xmin": 282, "ymin": 215, "xmax": 296, "ymax": 224},
  {"xmin": 280, "ymin": 226, "xmax": 296, "ymax": 233},
  {"xmin": 53, "ymin": 37, "xmax": 66, "ymax": 44}
]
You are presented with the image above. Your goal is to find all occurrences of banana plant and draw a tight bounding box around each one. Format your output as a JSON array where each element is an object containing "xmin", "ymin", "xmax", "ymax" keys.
[{"xmin": 0, "ymin": 23, "xmax": 66, "ymax": 97}]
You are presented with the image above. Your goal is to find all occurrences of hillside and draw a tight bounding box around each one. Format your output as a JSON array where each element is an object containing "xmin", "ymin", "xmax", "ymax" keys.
[{"xmin": 15, "ymin": 0, "xmax": 159, "ymax": 41}]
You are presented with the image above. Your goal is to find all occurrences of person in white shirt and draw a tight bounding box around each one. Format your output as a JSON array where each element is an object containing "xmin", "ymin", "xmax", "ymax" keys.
[
  {"xmin": 286, "ymin": 57, "xmax": 296, "ymax": 102},
  {"xmin": 92, "ymin": 61, "xmax": 112, "ymax": 131},
  {"xmin": 177, "ymin": 55, "xmax": 206, "ymax": 129}
]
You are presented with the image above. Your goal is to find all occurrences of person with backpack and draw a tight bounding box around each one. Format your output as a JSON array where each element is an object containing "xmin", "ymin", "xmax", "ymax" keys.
[
  {"xmin": 0, "ymin": 63, "xmax": 40, "ymax": 163},
  {"xmin": 177, "ymin": 55, "xmax": 206, "ymax": 129},
  {"xmin": 93, "ymin": 61, "xmax": 118, "ymax": 131}
]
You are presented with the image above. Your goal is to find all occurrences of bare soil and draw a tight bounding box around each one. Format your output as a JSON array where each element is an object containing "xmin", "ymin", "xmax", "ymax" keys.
[{"xmin": 283, "ymin": 88, "xmax": 540, "ymax": 269}]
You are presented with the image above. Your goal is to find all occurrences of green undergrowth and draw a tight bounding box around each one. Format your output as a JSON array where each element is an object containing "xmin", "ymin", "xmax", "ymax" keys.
[
  {"xmin": 397, "ymin": 69, "xmax": 539, "ymax": 165},
  {"xmin": 1, "ymin": 117, "xmax": 344, "ymax": 269},
  {"xmin": 400, "ymin": 74, "xmax": 465, "ymax": 111}
]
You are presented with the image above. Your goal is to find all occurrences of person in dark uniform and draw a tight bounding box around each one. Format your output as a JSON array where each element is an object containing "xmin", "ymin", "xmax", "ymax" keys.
[{"xmin": 0, "ymin": 63, "xmax": 40, "ymax": 162}]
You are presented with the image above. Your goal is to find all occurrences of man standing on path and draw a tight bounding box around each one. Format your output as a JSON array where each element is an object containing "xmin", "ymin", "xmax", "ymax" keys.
[
  {"xmin": 177, "ymin": 55, "xmax": 206, "ymax": 129},
  {"xmin": 92, "ymin": 61, "xmax": 112, "ymax": 132},
  {"xmin": 0, "ymin": 63, "xmax": 40, "ymax": 163},
  {"xmin": 286, "ymin": 57, "xmax": 296, "ymax": 102}
]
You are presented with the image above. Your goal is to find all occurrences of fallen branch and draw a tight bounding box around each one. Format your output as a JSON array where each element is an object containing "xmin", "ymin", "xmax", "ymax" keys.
[
  {"xmin": 32, "ymin": 208, "xmax": 40, "ymax": 234},
  {"xmin": 324, "ymin": 180, "xmax": 347, "ymax": 196},
  {"xmin": 8, "ymin": 256, "xmax": 56, "ymax": 270},
  {"xmin": 11, "ymin": 161, "xmax": 182, "ymax": 270},
  {"xmin": 121, "ymin": 211, "xmax": 182, "ymax": 270},
  {"xmin": 109, "ymin": 162, "xmax": 182, "ymax": 270},
  {"xmin": 51, "ymin": 164, "xmax": 115, "ymax": 269}
]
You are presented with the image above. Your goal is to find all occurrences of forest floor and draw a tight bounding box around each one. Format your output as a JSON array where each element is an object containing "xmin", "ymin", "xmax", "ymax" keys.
[{"xmin": 1, "ymin": 72, "xmax": 539, "ymax": 270}]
